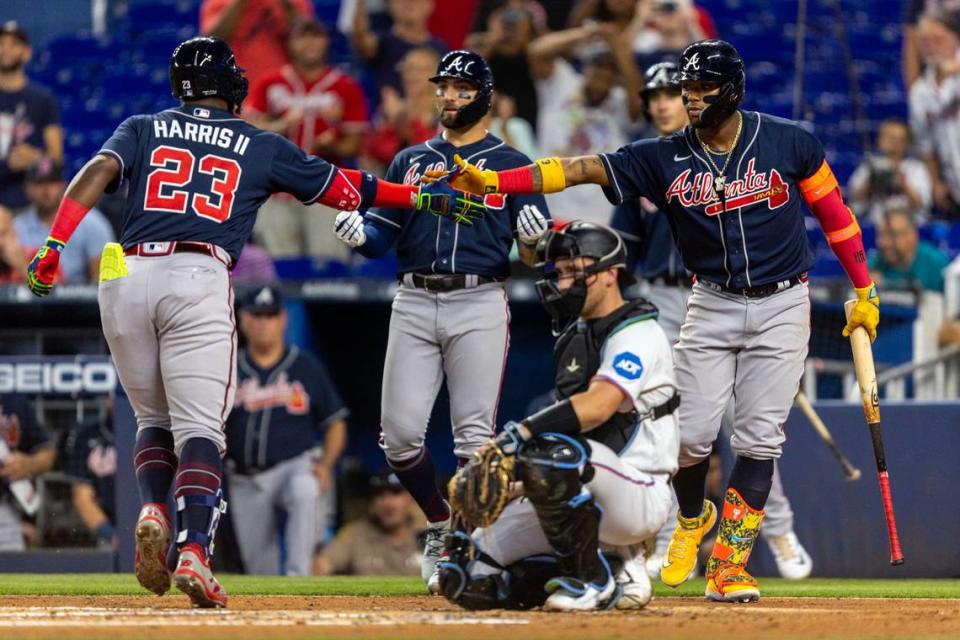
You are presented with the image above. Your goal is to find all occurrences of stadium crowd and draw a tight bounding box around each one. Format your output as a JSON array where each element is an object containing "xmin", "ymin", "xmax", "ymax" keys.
[{"xmin": 2, "ymin": 0, "xmax": 960, "ymax": 573}]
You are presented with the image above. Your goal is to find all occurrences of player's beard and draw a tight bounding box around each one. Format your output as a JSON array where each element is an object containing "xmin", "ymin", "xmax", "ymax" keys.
[{"xmin": 439, "ymin": 108, "xmax": 462, "ymax": 130}]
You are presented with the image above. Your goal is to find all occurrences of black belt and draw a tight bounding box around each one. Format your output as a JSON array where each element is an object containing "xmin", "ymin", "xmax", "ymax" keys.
[
  {"xmin": 404, "ymin": 273, "xmax": 505, "ymax": 292},
  {"xmin": 698, "ymin": 273, "xmax": 807, "ymax": 299},
  {"xmin": 651, "ymin": 392, "xmax": 681, "ymax": 421}
]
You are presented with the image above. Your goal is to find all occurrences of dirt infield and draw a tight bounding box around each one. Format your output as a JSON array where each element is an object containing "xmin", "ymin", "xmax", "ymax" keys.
[{"xmin": 0, "ymin": 595, "xmax": 958, "ymax": 640}]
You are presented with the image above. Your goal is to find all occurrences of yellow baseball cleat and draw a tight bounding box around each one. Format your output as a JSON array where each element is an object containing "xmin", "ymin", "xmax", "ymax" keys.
[
  {"xmin": 660, "ymin": 500, "xmax": 717, "ymax": 587},
  {"xmin": 705, "ymin": 561, "xmax": 760, "ymax": 603}
]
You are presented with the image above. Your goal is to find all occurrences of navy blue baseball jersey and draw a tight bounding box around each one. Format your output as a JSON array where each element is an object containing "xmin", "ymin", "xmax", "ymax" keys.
[
  {"xmin": 600, "ymin": 111, "xmax": 823, "ymax": 288},
  {"xmin": 226, "ymin": 346, "xmax": 348, "ymax": 473},
  {"xmin": 0, "ymin": 394, "xmax": 51, "ymax": 501},
  {"xmin": 359, "ymin": 132, "xmax": 550, "ymax": 278},
  {"xmin": 98, "ymin": 105, "xmax": 338, "ymax": 261},
  {"xmin": 63, "ymin": 416, "xmax": 116, "ymax": 525},
  {"xmin": 610, "ymin": 196, "xmax": 686, "ymax": 281}
]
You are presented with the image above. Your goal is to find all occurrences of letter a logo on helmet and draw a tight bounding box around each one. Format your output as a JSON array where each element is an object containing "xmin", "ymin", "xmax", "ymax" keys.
[{"xmin": 683, "ymin": 52, "xmax": 700, "ymax": 72}]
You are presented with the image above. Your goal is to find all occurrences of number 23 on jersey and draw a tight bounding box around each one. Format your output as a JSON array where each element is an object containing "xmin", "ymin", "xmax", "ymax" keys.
[{"xmin": 144, "ymin": 145, "xmax": 241, "ymax": 223}]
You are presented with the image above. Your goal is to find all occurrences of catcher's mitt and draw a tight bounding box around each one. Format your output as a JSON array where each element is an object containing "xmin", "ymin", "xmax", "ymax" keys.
[{"xmin": 448, "ymin": 444, "xmax": 516, "ymax": 529}]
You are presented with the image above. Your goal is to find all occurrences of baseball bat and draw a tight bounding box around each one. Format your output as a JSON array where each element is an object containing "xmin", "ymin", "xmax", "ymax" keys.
[
  {"xmin": 844, "ymin": 300, "xmax": 905, "ymax": 566},
  {"xmin": 794, "ymin": 390, "xmax": 862, "ymax": 482}
]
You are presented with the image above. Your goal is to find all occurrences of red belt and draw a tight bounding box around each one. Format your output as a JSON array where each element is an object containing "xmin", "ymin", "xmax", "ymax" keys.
[{"xmin": 124, "ymin": 241, "xmax": 220, "ymax": 260}]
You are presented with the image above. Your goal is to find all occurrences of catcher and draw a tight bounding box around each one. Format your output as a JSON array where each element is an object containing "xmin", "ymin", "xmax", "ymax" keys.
[{"xmin": 441, "ymin": 222, "xmax": 679, "ymax": 612}]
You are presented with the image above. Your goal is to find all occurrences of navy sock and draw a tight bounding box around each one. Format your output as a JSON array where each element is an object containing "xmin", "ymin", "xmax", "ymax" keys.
[
  {"xmin": 174, "ymin": 437, "xmax": 223, "ymax": 547},
  {"xmin": 728, "ymin": 456, "xmax": 774, "ymax": 510},
  {"xmin": 673, "ymin": 457, "xmax": 711, "ymax": 519},
  {"xmin": 389, "ymin": 449, "xmax": 449, "ymax": 523},
  {"xmin": 133, "ymin": 428, "xmax": 177, "ymax": 506}
]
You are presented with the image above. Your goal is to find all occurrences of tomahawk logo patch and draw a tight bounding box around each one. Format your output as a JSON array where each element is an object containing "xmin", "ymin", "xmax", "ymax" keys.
[{"xmin": 612, "ymin": 352, "xmax": 644, "ymax": 380}]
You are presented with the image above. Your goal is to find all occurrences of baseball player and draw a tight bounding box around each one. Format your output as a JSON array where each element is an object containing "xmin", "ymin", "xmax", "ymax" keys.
[
  {"xmin": 226, "ymin": 284, "xmax": 348, "ymax": 576},
  {"xmin": 23, "ymin": 36, "xmax": 484, "ymax": 608},
  {"xmin": 332, "ymin": 50, "xmax": 551, "ymax": 593},
  {"xmin": 438, "ymin": 221, "xmax": 679, "ymax": 612},
  {"xmin": 437, "ymin": 39, "xmax": 879, "ymax": 601},
  {"xmin": 616, "ymin": 62, "xmax": 813, "ymax": 581}
]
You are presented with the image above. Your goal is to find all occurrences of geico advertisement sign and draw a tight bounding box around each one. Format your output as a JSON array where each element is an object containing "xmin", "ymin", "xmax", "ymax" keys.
[{"xmin": 0, "ymin": 362, "xmax": 116, "ymax": 394}]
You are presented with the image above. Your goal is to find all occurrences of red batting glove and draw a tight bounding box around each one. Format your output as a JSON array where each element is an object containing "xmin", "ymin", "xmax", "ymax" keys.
[{"xmin": 26, "ymin": 236, "xmax": 65, "ymax": 297}]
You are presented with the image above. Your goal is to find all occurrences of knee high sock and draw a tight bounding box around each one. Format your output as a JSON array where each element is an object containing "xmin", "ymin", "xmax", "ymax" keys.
[
  {"xmin": 134, "ymin": 428, "xmax": 177, "ymax": 508},
  {"xmin": 174, "ymin": 437, "xmax": 223, "ymax": 546},
  {"xmin": 388, "ymin": 448, "xmax": 450, "ymax": 523},
  {"xmin": 727, "ymin": 456, "xmax": 774, "ymax": 510},
  {"xmin": 672, "ymin": 457, "xmax": 711, "ymax": 519}
]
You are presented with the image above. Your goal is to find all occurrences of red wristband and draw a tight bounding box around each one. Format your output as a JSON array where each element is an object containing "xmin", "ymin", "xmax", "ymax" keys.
[
  {"xmin": 49, "ymin": 196, "xmax": 91, "ymax": 244},
  {"xmin": 809, "ymin": 188, "xmax": 871, "ymax": 288},
  {"xmin": 497, "ymin": 166, "xmax": 536, "ymax": 194},
  {"xmin": 339, "ymin": 169, "xmax": 418, "ymax": 209}
]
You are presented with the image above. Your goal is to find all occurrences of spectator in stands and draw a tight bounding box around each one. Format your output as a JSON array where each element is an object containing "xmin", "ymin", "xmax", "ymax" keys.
[
  {"xmin": 248, "ymin": 17, "xmax": 370, "ymax": 260},
  {"xmin": 313, "ymin": 470, "xmax": 422, "ymax": 576},
  {"xmin": 350, "ymin": 0, "xmax": 448, "ymax": 93},
  {"xmin": 901, "ymin": 0, "xmax": 960, "ymax": 88},
  {"xmin": 200, "ymin": 0, "xmax": 314, "ymax": 91},
  {"xmin": 528, "ymin": 22, "xmax": 641, "ymax": 223},
  {"xmin": 0, "ymin": 205, "xmax": 28, "ymax": 283},
  {"xmin": 0, "ymin": 21, "xmax": 63, "ymax": 214},
  {"xmin": 909, "ymin": 11, "xmax": 960, "ymax": 218},
  {"xmin": 232, "ymin": 240, "xmax": 279, "ymax": 284},
  {"xmin": 363, "ymin": 46, "xmax": 440, "ymax": 174},
  {"xmin": 633, "ymin": 0, "xmax": 705, "ymax": 72},
  {"xmin": 466, "ymin": 1, "xmax": 544, "ymax": 128},
  {"xmin": 567, "ymin": 0, "xmax": 716, "ymax": 46},
  {"xmin": 0, "ymin": 394, "xmax": 55, "ymax": 551},
  {"xmin": 63, "ymin": 410, "xmax": 116, "ymax": 549},
  {"xmin": 849, "ymin": 118, "xmax": 933, "ymax": 223},
  {"xmin": 870, "ymin": 208, "xmax": 951, "ymax": 292},
  {"xmin": 14, "ymin": 159, "xmax": 113, "ymax": 284},
  {"xmin": 487, "ymin": 93, "xmax": 539, "ymax": 159},
  {"xmin": 226, "ymin": 285, "xmax": 348, "ymax": 575}
]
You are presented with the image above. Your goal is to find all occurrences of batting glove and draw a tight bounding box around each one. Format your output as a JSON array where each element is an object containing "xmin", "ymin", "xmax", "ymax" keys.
[
  {"xmin": 333, "ymin": 211, "xmax": 366, "ymax": 248},
  {"xmin": 843, "ymin": 283, "xmax": 880, "ymax": 342},
  {"xmin": 26, "ymin": 236, "xmax": 65, "ymax": 297},
  {"xmin": 449, "ymin": 153, "xmax": 500, "ymax": 195},
  {"xmin": 516, "ymin": 204, "xmax": 548, "ymax": 245},
  {"xmin": 416, "ymin": 181, "xmax": 486, "ymax": 225}
]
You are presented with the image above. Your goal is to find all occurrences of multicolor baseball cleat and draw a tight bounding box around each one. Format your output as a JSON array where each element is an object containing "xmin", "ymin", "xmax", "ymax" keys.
[
  {"xmin": 705, "ymin": 561, "xmax": 761, "ymax": 603},
  {"xmin": 661, "ymin": 499, "xmax": 717, "ymax": 587},
  {"xmin": 173, "ymin": 543, "xmax": 228, "ymax": 608},
  {"xmin": 704, "ymin": 488, "xmax": 766, "ymax": 603},
  {"xmin": 134, "ymin": 503, "xmax": 172, "ymax": 596}
]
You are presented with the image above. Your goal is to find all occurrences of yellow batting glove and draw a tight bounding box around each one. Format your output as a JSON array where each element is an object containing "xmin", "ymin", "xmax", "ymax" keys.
[
  {"xmin": 449, "ymin": 154, "xmax": 499, "ymax": 195},
  {"xmin": 843, "ymin": 283, "xmax": 880, "ymax": 342}
]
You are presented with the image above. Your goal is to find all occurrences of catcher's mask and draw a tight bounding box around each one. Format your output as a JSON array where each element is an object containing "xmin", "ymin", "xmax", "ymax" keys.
[{"xmin": 535, "ymin": 221, "xmax": 635, "ymax": 334}]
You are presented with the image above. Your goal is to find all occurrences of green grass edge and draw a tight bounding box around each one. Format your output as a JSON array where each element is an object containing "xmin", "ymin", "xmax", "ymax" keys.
[{"xmin": 0, "ymin": 575, "xmax": 958, "ymax": 598}]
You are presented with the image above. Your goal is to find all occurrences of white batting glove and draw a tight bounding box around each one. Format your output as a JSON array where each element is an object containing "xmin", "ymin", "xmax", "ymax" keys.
[
  {"xmin": 334, "ymin": 211, "xmax": 366, "ymax": 248},
  {"xmin": 517, "ymin": 204, "xmax": 548, "ymax": 246}
]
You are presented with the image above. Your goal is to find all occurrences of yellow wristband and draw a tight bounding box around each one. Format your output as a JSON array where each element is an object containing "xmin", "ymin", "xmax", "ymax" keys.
[{"xmin": 536, "ymin": 157, "xmax": 567, "ymax": 193}]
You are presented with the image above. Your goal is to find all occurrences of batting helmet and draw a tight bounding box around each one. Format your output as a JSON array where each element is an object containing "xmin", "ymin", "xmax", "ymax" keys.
[
  {"xmin": 535, "ymin": 222, "xmax": 636, "ymax": 332},
  {"xmin": 677, "ymin": 39, "xmax": 745, "ymax": 129},
  {"xmin": 170, "ymin": 36, "xmax": 249, "ymax": 114},
  {"xmin": 640, "ymin": 61, "xmax": 681, "ymax": 121},
  {"xmin": 429, "ymin": 50, "xmax": 494, "ymax": 130}
]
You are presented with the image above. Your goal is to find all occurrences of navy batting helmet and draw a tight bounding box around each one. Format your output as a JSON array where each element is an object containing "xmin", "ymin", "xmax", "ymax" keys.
[
  {"xmin": 677, "ymin": 39, "xmax": 745, "ymax": 129},
  {"xmin": 640, "ymin": 61, "xmax": 681, "ymax": 120},
  {"xmin": 429, "ymin": 50, "xmax": 494, "ymax": 130},
  {"xmin": 170, "ymin": 36, "xmax": 248, "ymax": 114}
]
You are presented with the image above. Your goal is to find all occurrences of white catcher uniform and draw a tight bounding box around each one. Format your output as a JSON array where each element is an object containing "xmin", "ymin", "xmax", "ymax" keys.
[{"xmin": 471, "ymin": 315, "xmax": 678, "ymax": 569}]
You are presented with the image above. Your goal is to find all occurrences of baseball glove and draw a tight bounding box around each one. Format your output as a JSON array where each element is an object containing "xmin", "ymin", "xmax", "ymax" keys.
[{"xmin": 448, "ymin": 443, "xmax": 516, "ymax": 529}]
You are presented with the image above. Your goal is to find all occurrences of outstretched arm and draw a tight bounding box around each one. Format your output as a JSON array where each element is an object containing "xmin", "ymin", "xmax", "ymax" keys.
[{"xmin": 442, "ymin": 154, "xmax": 610, "ymax": 196}]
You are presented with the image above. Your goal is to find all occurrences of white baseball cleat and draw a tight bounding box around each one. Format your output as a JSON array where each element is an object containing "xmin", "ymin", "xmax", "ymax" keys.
[
  {"xmin": 766, "ymin": 531, "xmax": 813, "ymax": 580},
  {"xmin": 614, "ymin": 548, "xmax": 653, "ymax": 610},
  {"xmin": 422, "ymin": 507, "xmax": 451, "ymax": 594},
  {"xmin": 543, "ymin": 554, "xmax": 617, "ymax": 612},
  {"xmin": 134, "ymin": 503, "xmax": 172, "ymax": 596}
]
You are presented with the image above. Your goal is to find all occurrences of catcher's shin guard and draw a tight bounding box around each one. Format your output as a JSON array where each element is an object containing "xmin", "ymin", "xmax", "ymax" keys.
[
  {"xmin": 438, "ymin": 531, "xmax": 509, "ymax": 610},
  {"xmin": 517, "ymin": 434, "xmax": 606, "ymax": 586}
]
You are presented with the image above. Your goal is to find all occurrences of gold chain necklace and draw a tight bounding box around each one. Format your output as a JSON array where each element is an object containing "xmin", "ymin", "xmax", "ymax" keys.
[{"xmin": 696, "ymin": 112, "xmax": 743, "ymax": 196}]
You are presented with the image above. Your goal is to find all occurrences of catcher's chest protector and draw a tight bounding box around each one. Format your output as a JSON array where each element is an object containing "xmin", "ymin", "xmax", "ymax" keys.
[{"xmin": 552, "ymin": 299, "xmax": 658, "ymax": 452}]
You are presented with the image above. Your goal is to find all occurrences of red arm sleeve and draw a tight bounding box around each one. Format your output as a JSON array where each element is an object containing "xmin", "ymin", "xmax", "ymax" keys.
[
  {"xmin": 799, "ymin": 160, "xmax": 872, "ymax": 288},
  {"xmin": 48, "ymin": 197, "xmax": 91, "ymax": 245}
]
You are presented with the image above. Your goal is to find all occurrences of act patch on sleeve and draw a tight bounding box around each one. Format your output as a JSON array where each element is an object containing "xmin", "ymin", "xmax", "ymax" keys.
[{"xmin": 612, "ymin": 352, "xmax": 644, "ymax": 380}]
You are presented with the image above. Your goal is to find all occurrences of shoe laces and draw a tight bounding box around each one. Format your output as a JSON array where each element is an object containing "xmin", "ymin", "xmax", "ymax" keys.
[{"xmin": 768, "ymin": 533, "xmax": 799, "ymax": 562}]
